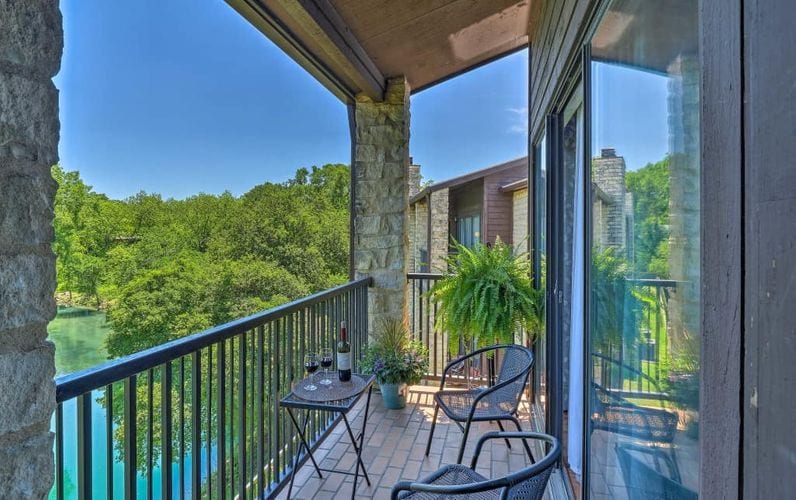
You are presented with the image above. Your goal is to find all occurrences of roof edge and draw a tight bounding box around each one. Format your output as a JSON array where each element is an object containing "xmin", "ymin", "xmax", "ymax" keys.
[{"xmin": 409, "ymin": 156, "xmax": 528, "ymax": 204}]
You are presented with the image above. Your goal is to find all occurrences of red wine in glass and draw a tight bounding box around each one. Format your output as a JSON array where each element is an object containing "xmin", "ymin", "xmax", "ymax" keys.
[
  {"xmin": 320, "ymin": 347, "xmax": 333, "ymax": 386},
  {"xmin": 304, "ymin": 353, "xmax": 318, "ymax": 391}
]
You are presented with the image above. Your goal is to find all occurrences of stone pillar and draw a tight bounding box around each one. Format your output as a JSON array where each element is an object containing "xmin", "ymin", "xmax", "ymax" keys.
[
  {"xmin": 667, "ymin": 54, "xmax": 701, "ymax": 359},
  {"xmin": 512, "ymin": 188, "xmax": 529, "ymax": 255},
  {"xmin": 0, "ymin": 0, "xmax": 62, "ymax": 497},
  {"xmin": 351, "ymin": 78, "xmax": 410, "ymax": 332},
  {"xmin": 429, "ymin": 188, "xmax": 449, "ymax": 272},
  {"xmin": 411, "ymin": 198, "xmax": 429, "ymax": 272}
]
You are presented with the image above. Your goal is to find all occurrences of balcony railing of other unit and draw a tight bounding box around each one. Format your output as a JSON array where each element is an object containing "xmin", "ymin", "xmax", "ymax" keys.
[
  {"xmin": 591, "ymin": 278, "xmax": 679, "ymax": 400},
  {"xmin": 407, "ymin": 273, "xmax": 534, "ymax": 387},
  {"xmin": 53, "ymin": 277, "xmax": 372, "ymax": 500}
]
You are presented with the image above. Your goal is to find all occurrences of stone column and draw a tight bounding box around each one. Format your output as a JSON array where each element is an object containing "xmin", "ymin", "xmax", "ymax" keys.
[
  {"xmin": 429, "ymin": 188, "xmax": 449, "ymax": 272},
  {"xmin": 351, "ymin": 78, "xmax": 410, "ymax": 332},
  {"xmin": 0, "ymin": 0, "xmax": 62, "ymax": 497},
  {"xmin": 667, "ymin": 54, "xmax": 701, "ymax": 361}
]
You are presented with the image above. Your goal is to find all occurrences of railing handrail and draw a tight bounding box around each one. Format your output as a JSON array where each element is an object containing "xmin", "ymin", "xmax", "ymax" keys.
[
  {"xmin": 624, "ymin": 277, "xmax": 679, "ymax": 288},
  {"xmin": 55, "ymin": 276, "xmax": 373, "ymax": 402},
  {"xmin": 406, "ymin": 272, "xmax": 443, "ymax": 280}
]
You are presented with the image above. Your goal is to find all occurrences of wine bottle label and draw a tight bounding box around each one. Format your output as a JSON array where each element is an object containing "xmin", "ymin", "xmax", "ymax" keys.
[{"xmin": 337, "ymin": 352, "xmax": 351, "ymax": 371}]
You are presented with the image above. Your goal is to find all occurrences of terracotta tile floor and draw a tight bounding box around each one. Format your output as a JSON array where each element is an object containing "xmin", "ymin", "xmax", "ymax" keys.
[{"xmin": 275, "ymin": 384, "xmax": 564, "ymax": 499}]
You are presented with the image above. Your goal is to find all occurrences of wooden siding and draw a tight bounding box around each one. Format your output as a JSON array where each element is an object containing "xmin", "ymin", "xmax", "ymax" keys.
[
  {"xmin": 529, "ymin": 0, "xmax": 597, "ymax": 140},
  {"xmin": 742, "ymin": 0, "xmax": 796, "ymax": 496},
  {"xmin": 483, "ymin": 164, "xmax": 527, "ymax": 245},
  {"xmin": 700, "ymin": 0, "xmax": 742, "ymax": 496}
]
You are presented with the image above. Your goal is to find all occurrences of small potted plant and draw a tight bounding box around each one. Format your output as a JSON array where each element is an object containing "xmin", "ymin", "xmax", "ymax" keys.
[{"xmin": 362, "ymin": 318, "xmax": 429, "ymax": 409}]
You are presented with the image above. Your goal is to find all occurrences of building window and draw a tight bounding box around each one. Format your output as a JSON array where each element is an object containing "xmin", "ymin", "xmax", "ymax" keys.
[{"xmin": 456, "ymin": 214, "xmax": 481, "ymax": 248}]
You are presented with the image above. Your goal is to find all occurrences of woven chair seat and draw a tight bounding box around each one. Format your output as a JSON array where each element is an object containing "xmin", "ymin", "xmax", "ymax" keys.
[
  {"xmin": 591, "ymin": 403, "xmax": 678, "ymax": 442},
  {"xmin": 397, "ymin": 465, "xmax": 500, "ymax": 499},
  {"xmin": 435, "ymin": 389, "xmax": 517, "ymax": 422}
]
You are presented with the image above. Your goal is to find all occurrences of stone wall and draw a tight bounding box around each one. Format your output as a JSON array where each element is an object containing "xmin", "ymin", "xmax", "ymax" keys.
[
  {"xmin": 409, "ymin": 197, "xmax": 428, "ymax": 272},
  {"xmin": 667, "ymin": 54, "xmax": 701, "ymax": 358},
  {"xmin": 512, "ymin": 188, "xmax": 528, "ymax": 254},
  {"xmin": 429, "ymin": 188, "xmax": 449, "ymax": 272},
  {"xmin": 352, "ymin": 77, "xmax": 410, "ymax": 330},
  {"xmin": 0, "ymin": 0, "xmax": 62, "ymax": 496},
  {"xmin": 592, "ymin": 148, "xmax": 628, "ymax": 250}
]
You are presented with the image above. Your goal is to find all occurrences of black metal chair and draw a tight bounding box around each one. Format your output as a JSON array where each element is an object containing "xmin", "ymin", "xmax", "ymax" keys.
[
  {"xmin": 393, "ymin": 432, "xmax": 560, "ymax": 499},
  {"xmin": 590, "ymin": 353, "xmax": 681, "ymax": 480},
  {"xmin": 425, "ymin": 344, "xmax": 534, "ymax": 464}
]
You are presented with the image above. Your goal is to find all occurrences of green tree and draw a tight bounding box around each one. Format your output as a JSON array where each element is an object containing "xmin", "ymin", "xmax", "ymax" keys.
[{"xmin": 626, "ymin": 157, "xmax": 670, "ymax": 277}]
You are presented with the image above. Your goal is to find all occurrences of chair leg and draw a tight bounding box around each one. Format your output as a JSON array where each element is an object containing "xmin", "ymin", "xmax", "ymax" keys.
[
  {"xmin": 425, "ymin": 404, "xmax": 439, "ymax": 456},
  {"xmin": 495, "ymin": 420, "xmax": 512, "ymax": 449},
  {"xmin": 456, "ymin": 418, "xmax": 473, "ymax": 465},
  {"xmin": 510, "ymin": 416, "xmax": 535, "ymax": 463}
]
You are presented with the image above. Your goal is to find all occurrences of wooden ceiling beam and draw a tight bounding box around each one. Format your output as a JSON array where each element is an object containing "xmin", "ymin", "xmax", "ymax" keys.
[{"xmin": 296, "ymin": 0, "xmax": 385, "ymax": 100}]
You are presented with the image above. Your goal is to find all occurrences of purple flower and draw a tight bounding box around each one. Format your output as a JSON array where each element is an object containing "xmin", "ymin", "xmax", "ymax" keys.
[{"xmin": 374, "ymin": 360, "xmax": 385, "ymax": 371}]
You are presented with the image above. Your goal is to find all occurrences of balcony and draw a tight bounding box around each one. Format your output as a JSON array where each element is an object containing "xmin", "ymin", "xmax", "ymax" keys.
[
  {"xmin": 272, "ymin": 386, "xmax": 550, "ymax": 500},
  {"xmin": 52, "ymin": 276, "xmax": 558, "ymax": 499}
]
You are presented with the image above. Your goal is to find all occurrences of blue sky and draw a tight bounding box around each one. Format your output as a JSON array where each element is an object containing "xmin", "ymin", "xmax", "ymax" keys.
[
  {"xmin": 591, "ymin": 62, "xmax": 669, "ymax": 172},
  {"xmin": 55, "ymin": 0, "xmax": 529, "ymax": 200}
]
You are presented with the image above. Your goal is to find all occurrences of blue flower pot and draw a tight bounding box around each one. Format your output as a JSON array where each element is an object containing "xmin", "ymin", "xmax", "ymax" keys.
[{"xmin": 380, "ymin": 382, "xmax": 407, "ymax": 409}]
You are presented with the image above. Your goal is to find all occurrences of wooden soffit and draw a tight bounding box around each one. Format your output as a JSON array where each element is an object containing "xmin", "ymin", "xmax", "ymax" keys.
[{"xmin": 225, "ymin": 0, "xmax": 531, "ymax": 103}]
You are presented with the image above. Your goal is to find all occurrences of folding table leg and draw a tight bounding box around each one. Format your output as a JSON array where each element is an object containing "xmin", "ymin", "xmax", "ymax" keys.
[
  {"xmin": 286, "ymin": 408, "xmax": 323, "ymax": 499},
  {"xmin": 345, "ymin": 386, "xmax": 373, "ymax": 499}
]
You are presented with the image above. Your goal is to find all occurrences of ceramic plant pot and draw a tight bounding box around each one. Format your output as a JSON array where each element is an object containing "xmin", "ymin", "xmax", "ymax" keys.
[{"xmin": 380, "ymin": 382, "xmax": 408, "ymax": 409}]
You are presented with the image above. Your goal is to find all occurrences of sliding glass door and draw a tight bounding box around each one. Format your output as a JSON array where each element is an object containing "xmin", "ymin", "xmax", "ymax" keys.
[
  {"xmin": 547, "ymin": 85, "xmax": 586, "ymax": 498},
  {"xmin": 586, "ymin": 0, "xmax": 701, "ymax": 497}
]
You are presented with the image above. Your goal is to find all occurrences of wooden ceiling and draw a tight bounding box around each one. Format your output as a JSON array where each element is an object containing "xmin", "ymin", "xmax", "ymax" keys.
[{"xmin": 226, "ymin": 0, "xmax": 531, "ymax": 102}]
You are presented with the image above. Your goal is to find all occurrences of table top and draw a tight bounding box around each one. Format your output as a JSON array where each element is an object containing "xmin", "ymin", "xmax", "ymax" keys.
[{"xmin": 280, "ymin": 373, "xmax": 376, "ymax": 412}]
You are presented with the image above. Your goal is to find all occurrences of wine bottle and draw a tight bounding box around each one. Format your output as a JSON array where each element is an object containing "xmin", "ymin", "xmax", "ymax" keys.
[{"xmin": 337, "ymin": 321, "xmax": 351, "ymax": 382}]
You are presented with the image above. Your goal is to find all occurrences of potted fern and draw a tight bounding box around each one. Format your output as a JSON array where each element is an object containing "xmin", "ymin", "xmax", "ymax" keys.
[
  {"xmin": 361, "ymin": 319, "xmax": 429, "ymax": 409},
  {"xmin": 429, "ymin": 238, "xmax": 544, "ymax": 353}
]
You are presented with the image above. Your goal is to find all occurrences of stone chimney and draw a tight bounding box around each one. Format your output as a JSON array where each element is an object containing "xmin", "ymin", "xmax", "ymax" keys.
[
  {"xmin": 592, "ymin": 148, "xmax": 627, "ymax": 249},
  {"xmin": 408, "ymin": 158, "xmax": 421, "ymax": 198}
]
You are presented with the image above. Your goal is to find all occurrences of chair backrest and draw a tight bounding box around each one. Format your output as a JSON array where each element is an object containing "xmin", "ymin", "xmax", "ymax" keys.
[
  {"xmin": 503, "ymin": 433, "xmax": 560, "ymax": 500},
  {"xmin": 492, "ymin": 345, "xmax": 534, "ymax": 413}
]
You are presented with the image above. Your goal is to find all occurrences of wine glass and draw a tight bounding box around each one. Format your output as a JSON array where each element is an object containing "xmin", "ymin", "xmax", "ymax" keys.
[
  {"xmin": 303, "ymin": 352, "xmax": 319, "ymax": 391},
  {"xmin": 319, "ymin": 347, "xmax": 333, "ymax": 386}
]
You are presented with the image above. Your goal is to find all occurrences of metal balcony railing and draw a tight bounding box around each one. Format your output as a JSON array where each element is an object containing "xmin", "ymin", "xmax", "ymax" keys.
[
  {"xmin": 591, "ymin": 278, "xmax": 679, "ymax": 399},
  {"xmin": 53, "ymin": 277, "xmax": 372, "ymax": 499},
  {"xmin": 406, "ymin": 273, "xmax": 508, "ymax": 386}
]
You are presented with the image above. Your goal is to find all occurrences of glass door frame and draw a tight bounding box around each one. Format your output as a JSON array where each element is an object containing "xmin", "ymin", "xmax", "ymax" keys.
[{"xmin": 544, "ymin": 70, "xmax": 588, "ymax": 498}]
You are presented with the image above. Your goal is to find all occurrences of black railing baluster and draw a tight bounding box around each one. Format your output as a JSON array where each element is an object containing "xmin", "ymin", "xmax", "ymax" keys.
[
  {"xmin": 147, "ymin": 369, "xmax": 154, "ymax": 500},
  {"xmin": 206, "ymin": 344, "xmax": 213, "ymax": 497},
  {"xmin": 106, "ymin": 384, "xmax": 114, "ymax": 499},
  {"xmin": 77, "ymin": 391, "xmax": 92, "ymax": 499},
  {"xmin": 273, "ymin": 319, "xmax": 281, "ymax": 482},
  {"xmin": 191, "ymin": 351, "xmax": 201, "ymax": 498},
  {"xmin": 179, "ymin": 357, "xmax": 185, "ymax": 499},
  {"xmin": 216, "ymin": 340, "xmax": 226, "ymax": 500},
  {"xmin": 230, "ymin": 337, "xmax": 236, "ymax": 495},
  {"xmin": 238, "ymin": 330, "xmax": 247, "ymax": 497},
  {"xmin": 264, "ymin": 323, "xmax": 271, "ymax": 487},
  {"xmin": 161, "ymin": 362, "xmax": 172, "ymax": 499},
  {"xmin": 257, "ymin": 324, "xmax": 265, "ymax": 496},
  {"xmin": 56, "ymin": 402, "xmax": 64, "ymax": 500},
  {"xmin": 124, "ymin": 374, "xmax": 137, "ymax": 500}
]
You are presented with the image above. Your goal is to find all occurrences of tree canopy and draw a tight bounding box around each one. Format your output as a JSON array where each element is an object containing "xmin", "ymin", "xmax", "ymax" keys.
[{"xmin": 52, "ymin": 164, "xmax": 350, "ymax": 358}]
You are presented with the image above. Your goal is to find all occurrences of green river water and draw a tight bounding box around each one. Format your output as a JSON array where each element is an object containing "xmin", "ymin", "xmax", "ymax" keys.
[
  {"xmin": 48, "ymin": 308, "xmax": 111, "ymax": 375},
  {"xmin": 48, "ymin": 309, "xmax": 205, "ymax": 498}
]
